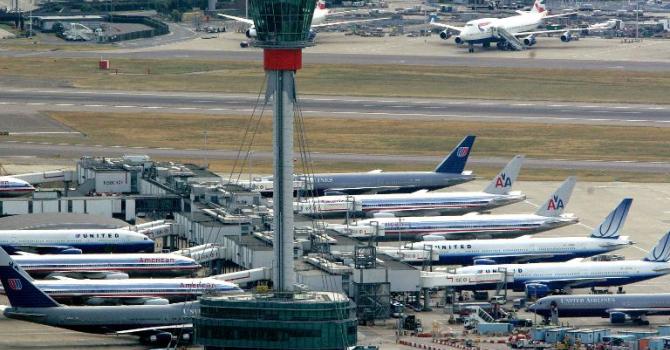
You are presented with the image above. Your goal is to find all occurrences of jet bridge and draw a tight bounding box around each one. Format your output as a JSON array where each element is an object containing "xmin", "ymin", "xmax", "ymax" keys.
[{"xmin": 492, "ymin": 27, "xmax": 525, "ymax": 51}]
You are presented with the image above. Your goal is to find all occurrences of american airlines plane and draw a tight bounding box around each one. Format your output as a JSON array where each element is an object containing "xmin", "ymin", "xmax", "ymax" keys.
[
  {"xmin": 0, "ymin": 229, "xmax": 155, "ymax": 254},
  {"xmin": 406, "ymin": 198, "xmax": 633, "ymax": 265},
  {"xmin": 295, "ymin": 155, "xmax": 525, "ymax": 217},
  {"xmin": 330, "ymin": 176, "xmax": 576, "ymax": 240},
  {"xmin": 13, "ymin": 253, "xmax": 200, "ymax": 278},
  {"xmin": 0, "ymin": 176, "xmax": 34, "ymax": 197},
  {"xmin": 431, "ymin": 0, "xmax": 580, "ymax": 52},
  {"xmin": 457, "ymin": 230, "xmax": 670, "ymax": 298},
  {"xmin": 219, "ymin": 0, "xmax": 388, "ymax": 40}
]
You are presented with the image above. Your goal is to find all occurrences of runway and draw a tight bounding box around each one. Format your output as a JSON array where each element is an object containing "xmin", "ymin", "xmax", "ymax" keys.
[
  {"xmin": 2, "ymin": 140, "xmax": 669, "ymax": 173},
  {"xmin": 2, "ymin": 88, "xmax": 670, "ymax": 127},
  {"xmin": 2, "ymin": 48, "xmax": 670, "ymax": 72}
]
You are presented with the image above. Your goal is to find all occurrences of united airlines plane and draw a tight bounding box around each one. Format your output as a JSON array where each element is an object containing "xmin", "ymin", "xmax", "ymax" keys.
[
  {"xmin": 406, "ymin": 198, "xmax": 632, "ymax": 265},
  {"xmin": 0, "ymin": 229, "xmax": 155, "ymax": 254}
]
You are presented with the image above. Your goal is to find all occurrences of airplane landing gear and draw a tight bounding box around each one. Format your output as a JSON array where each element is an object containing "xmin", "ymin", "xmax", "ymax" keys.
[
  {"xmin": 496, "ymin": 41, "xmax": 506, "ymax": 50},
  {"xmin": 468, "ymin": 43, "xmax": 474, "ymax": 53},
  {"xmin": 483, "ymin": 42, "xmax": 491, "ymax": 48}
]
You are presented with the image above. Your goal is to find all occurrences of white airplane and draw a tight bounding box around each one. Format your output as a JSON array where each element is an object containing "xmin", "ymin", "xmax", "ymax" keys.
[
  {"xmin": 0, "ymin": 176, "xmax": 34, "ymax": 197},
  {"xmin": 588, "ymin": 19, "xmax": 621, "ymax": 31},
  {"xmin": 328, "ymin": 177, "xmax": 577, "ymax": 240},
  {"xmin": 405, "ymin": 198, "xmax": 633, "ymax": 265},
  {"xmin": 456, "ymin": 229, "xmax": 670, "ymax": 298},
  {"xmin": 0, "ymin": 229, "xmax": 155, "ymax": 254},
  {"xmin": 431, "ymin": 0, "xmax": 580, "ymax": 52},
  {"xmin": 218, "ymin": 0, "xmax": 389, "ymax": 40}
]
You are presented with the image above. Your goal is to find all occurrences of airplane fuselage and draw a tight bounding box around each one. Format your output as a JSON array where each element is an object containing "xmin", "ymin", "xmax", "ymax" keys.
[
  {"xmin": 296, "ymin": 191, "xmax": 525, "ymax": 217},
  {"xmin": 458, "ymin": 13, "xmax": 543, "ymax": 44},
  {"xmin": 302, "ymin": 171, "xmax": 474, "ymax": 196},
  {"xmin": 529, "ymin": 293, "xmax": 670, "ymax": 318},
  {"xmin": 0, "ymin": 229, "xmax": 154, "ymax": 254},
  {"xmin": 347, "ymin": 213, "xmax": 577, "ymax": 240},
  {"xmin": 13, "ymin": 253, "xmax": 199, "ymax": 278},
  {"xmin": 0, "ymin": 176, "xmax": 35, "ymax": 197},
  {"xmin": 4, "ymin": 301, "xmax": 198, "ymax": 334},
  {"xmin": 408, "ymin": 236, "xmax": 631, "ymax": 265},
  {"xmin": 456, "ymin": 260, "xmax": 669, "ymax": 292}
]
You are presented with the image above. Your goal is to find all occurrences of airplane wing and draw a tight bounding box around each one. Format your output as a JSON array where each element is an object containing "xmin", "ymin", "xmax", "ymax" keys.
[
  {"xmin": 115, "ymin": 323, "xmax": 193, "ymax": 335},
  {"xmin": 217, "ymin": 13, "xmax": 254, "ymax": 25},
  {"xmin": 606, "ymin": 308, "xmax": 670, "ymax": 317},
  {"xmin": 476, "ymin": 253, "xmax": 574, "ymax": 264},
  {"xmin": 543, "ymin": 12, "xmax": 578, "ymax": 18},
  {"xmin": 325, "ymin": 186, "xmax": 402, "ymax": 195},
  {"xmin": 526, "ymin": 277, "xmax": 630, "ymax": 290},
  {"xmin": 428, "ymin": 19, "xmax": 463, "ymax": 33},
  {"xmin": 513, "ymin": 28, "xmax": 582, "ymax": 37},
  {"xmin": 311, "ymin": 17, "xmax": 390, "ymax": 28}
]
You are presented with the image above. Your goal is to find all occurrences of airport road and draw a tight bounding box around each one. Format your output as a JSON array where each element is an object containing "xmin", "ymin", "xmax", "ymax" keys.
[
  {"xmin": 2, "ymin": 48, "xmax": 670, "ymax": 72},
  {"xmin": 2, "ymin": 88, "xmax": 670, "ymax": 127},
  {"xmin": 2, "ymin": 140, "xmax": 670, "ymax": 174}
]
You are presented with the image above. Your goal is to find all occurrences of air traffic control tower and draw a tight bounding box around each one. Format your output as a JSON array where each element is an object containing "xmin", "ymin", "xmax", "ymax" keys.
[{"xmin": 194, "ymin": 1, "xmax": 357, "ymax": 348}]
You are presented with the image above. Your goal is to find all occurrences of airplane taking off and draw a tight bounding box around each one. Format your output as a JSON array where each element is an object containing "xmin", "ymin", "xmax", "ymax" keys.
[
  {"xmin": 457, "ymin": 230, "xmax": 670, "ymax": 298},
  {"xmin": 219, "ymin": 0, "xmax": 388, "ymax": 40},
  {"xmin": 12, "ymin": 252, "xmax": 200, "ymax": 278},
  {"xmin": 406, "ymin": 198, "xmax": 633, "ymax": 265},
  {"xmin": 528, "ymin": 293, "xmax": 670, "ymax": 325},
  {"xmin": 301, "ymin": 135, "xmax": 476, "ymax": 196},
  {"xmin": 0, "ymin": 248, "xmax": 198, "ymax": 346},
  {"xmin": 431, "ymin": 0, "xmax": 580, "ymax": 52},
  {"xmin": 295, "ymin": 155, "xmax": 525, "ymax": 217},
  {"xmin": 329, "ymin": 176, "xmax": 576, "ymax": 240},
  {"xmin": 0, "ymin": 228, "xmax": 155, "ymax": 254},
  {"xmin": 0, "ymin": 176, "xmax": 34, "ymax": 197}
]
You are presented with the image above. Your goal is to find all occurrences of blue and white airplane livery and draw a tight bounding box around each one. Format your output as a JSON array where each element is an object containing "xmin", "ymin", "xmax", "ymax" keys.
[
  {"xmin": 407, "ymin": 198, "xmax": 633, "ymax": 265},
  {"xmin": 0, "ymin": 229, "xmax": 155, "ymax": 254},
  {"xmin": 296, "ymin": 155, "xmax": 525, "ymax": 217},
  {"xmin": 456, "ymin": 229, "xmax": 670, "ymax": 298},
  {"xmin": 331, "ymin": 176, "xmax": 577, "ymax": 239}
]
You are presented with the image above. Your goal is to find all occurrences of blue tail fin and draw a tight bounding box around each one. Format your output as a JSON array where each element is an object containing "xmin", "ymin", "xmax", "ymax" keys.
[
  {"xmin": 434, "ymin": 135, "xmax": 476, "ymax": 174},
  {"xmin": 644, "ymin": 231, "xmax": 670, "ymax": 262},
  {"xmin": 0, "ymin": 248, "xmax": 59, "ymax": 308},
  {"xmin": 590, "ymin": 198, "xmax": 632, "ymax": 239}
]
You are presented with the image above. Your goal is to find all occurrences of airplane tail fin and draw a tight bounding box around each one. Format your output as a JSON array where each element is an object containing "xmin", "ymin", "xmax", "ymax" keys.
[
  {"xmin": 534, "ymin": 176, "xmax": 576, "ymax": 217},
  {"xmin": 590, "ymin": 198, "xmax": 632, "ymax": 239},
  {"xmin": 644, "ymin": 231, "xmax": 670, "ymax": 262},
  {"xmin": 530, "ymin": 0, "xmax": 547, "ymax": 15},
  {"xmin": 483, "ymin": 155, "xmax": 524, "ymax": 195},
  {"xmin": 0, "ymin": 248, "xmax": 60, "ymax": 308},
  {"xmin": 316, "ymin": 0, "xmax": 326, "ymax": 10},
  {"xmin": 434, "ymin": 135, "xmax": 476, "ymax": 174}
]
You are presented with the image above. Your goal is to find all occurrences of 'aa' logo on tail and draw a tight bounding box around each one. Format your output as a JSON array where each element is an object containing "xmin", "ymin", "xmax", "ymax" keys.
[
  {"xmin": 547, "ymin": 195, "xmax": 564, "ymax": 211},
  {"xmin": 457, "ymin": 147, "xmax": 470, "ymax": 158},
  {"xmin": 495, "ymin": 174, "xmax": 512, "ymax": 188},
  {"xmin": 7, "ymin": 278, "xmax": 22, "ymax": 291}
]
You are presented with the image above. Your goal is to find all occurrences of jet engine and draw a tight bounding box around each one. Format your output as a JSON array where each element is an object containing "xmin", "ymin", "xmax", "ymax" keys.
[
  {"xmin": 523, "ymin": 34, "xmax": 536, "ymax": 46},
  {"xmin": 308, "ymin": 29, "xmax": 317, "ymax": 41},
  {"xmin": 525, "ymin": 283, "xmax": 551, "ymax": 299},
  {"xmin": 440, "ymin": 30, "xmax": 452, "ymax": 40},
  {"xmin": 609, "ymin": 312, "xmax": 628, "ymax": 324},
  {"xmin": 245, "ymin": 28, "xmax": 257, "ymax": 38},
  {"xmin": 473, "ymin": 258, "xmax": 497, "ymax": 265},
  {"xmin": 560, "ymin": 31, "xmax": 572, "ymax": 42},
  {"xmin": 454, "ymin": 36, "xmax": 463, "ymax": 45}
]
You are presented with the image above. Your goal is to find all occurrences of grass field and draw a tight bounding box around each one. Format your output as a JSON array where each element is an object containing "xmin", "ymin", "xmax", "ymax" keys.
[
  {"xmin": 44, "ymin": 111, "xmax": 670, "ymax": 163},
  {"xmin": 1, "ymin": 57, "xmax": 670, "ymax": 103}
]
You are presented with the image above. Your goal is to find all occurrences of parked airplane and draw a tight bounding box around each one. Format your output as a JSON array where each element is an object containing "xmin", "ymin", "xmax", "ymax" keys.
[
  {"xmin": 0, "ymin": 228, "xmax": 155, "ymax": 254},
  {"xmin": 295, "ymin": 155, "xmax": 525, "ymax": 217},
  {"xmin": 405, "ymin": 198, "xmax": 633, "ymax": 264},
  {"xmin": 12, "ymin": 252, "xmax": 200, "ymax": 278},
  {"xmin": 219, "ymin": 0, "xmax": 388, "ymax": 40},
  {"xmin": 528, "ymin": 293, "xmax": 670, "ymax": 325},
  {"xmin": 300, "ymin": 135, "xmax": 476, "ymax": 196},
  {"xmin": 0, "ymin": 176, "xmax": 34, "ymax": 197},
  {"xmin": 457, "ymin": 230, "xmax": 670, "ymax": 298},
  {"xmin": 0, "ymin": 248, "xmax": 197, "ymax": 346},
  {"xmin": 431, "ymin": 0, "xmax": 580, "ymax": 52},
  {"xmin": 0, "ymin": 273, "xmax": 243, "ymax": 305},
  {"xmin": 329, "ymin": 176, "xmax": 576, "ymax": 239}
]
